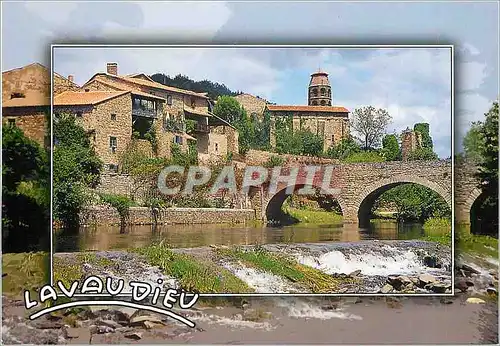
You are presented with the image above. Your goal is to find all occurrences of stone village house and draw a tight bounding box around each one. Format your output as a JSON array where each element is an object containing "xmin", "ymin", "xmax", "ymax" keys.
[
  {"xmin": 71, "ymin": 63, "xmax": 238, "ymax": 169},
  {"xmin": 2, "ymin": 62, "xmax": 80, "ymax": 146}
]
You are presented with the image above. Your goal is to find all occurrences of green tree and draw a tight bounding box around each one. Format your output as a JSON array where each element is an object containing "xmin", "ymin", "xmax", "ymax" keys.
[
  {"xmin": 213, "ymin": 95, "xmax": 245, "ymax": 124},
  {"xmin": 351, "ymin": 106, "xmax": 392, "ymax": 149},
  {"xmin": 381, "ymin": 134, "xmax": 401, "ymax": 161},
  {"xmin": 2, "ymin": 125, "xmax": 49, "ymax": 252},
  {"xmin": 475, "ymin": 101, "xmax": 499, "ymax": 234},
  {"xmin": 326, "ymin": 136, "xmax": 361, "ymax": 160},
  {"xmin": 299, "ymin": 129, "xmax": 324, "ymax": 156},
  {"xmin": 462, "ymin": 122, "xmax": 484, "ymax": 162},
  {"xmin": 53, "ymin": 113, "xmax": 103, "ymax": 228},
  {"xmin": 375, "ymin": 184, "xmax": 451, "ymax": 222},
  {"xmin": 414, "ymin": 123, "xmax": 433, "ymax": 149},
  {"xmin": 407, "ymin": 147, "xmax": 438, "ymax": 161}
]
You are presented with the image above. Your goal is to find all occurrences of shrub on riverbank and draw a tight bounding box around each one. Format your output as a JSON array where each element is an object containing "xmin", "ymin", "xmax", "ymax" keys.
[
  {"xmin": 217, "ymin": 246, "xmax": 348, "ymax": 293},
  {"xmin": 2, "ymin": 252, "xmax": 49, "ymax": 298},
  {"xmin": 285, "ymin": 207, "xmax": 342, "ymax": 224},
  {"xmin": 135, "ymin": 242, "xmax": 253, "ymax": 293},
  {"xmin": 423, "ymin": 217, "xmax": 452, "ymax": 230},
  {"xmin": 99, "ymin": 193, "xmax": 137, "ymax": 226}
]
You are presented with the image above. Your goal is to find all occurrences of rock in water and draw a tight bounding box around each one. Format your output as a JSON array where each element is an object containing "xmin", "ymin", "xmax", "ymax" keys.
[
  {"xmin": 461, "ymin": 264, "xmax": 481, "ymax": 275},
  {"xmin": 466, "ymin": 297, "xmax": 486, "ymax": 304},
  {"xmin": 487, "ymin": 287, "xmax": 498, "ymax": 296},
  {"xmin": 380, "ymin": 284, "xmax": 394, "ymax": 294},
  {"xmin": 454, "ymin": 279, "xmax": 469, "ymax": 292},
  {"xmin": 124, "ymin": 332, "xmax": 142, "ymax": 340},
  {"xmin": 418, "ymin": 274, "xmax": 437, "ymax": 287},
  {"xmin": 423, "ymin": 255, "xmax": 438, "ymax": 268}
]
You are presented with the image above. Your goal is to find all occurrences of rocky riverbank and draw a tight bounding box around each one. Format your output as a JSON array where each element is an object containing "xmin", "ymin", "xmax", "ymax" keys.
[{"xmin": 54, "ymin": 240, "xmax": 453, "ymax": 294}]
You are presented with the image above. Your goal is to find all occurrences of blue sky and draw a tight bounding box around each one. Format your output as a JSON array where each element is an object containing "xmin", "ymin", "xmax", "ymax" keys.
[{"xmin": 2, "ymin": 1, "xmax": 499, "ymax": 159}]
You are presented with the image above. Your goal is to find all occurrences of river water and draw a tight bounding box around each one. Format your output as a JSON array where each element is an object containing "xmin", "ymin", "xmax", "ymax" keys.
[{"xmin": 55, "ymin": 221, "xmax": 437, "ymax": 252}]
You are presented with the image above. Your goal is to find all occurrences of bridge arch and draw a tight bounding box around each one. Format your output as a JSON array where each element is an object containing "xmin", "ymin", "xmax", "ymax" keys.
[
  {"xmin": 265, "ymin": 184, "xmax": 347, "ymax": 224},
  {"xmin": 352, "ymin": 175, "xmax": 452, "ymax": 227}
]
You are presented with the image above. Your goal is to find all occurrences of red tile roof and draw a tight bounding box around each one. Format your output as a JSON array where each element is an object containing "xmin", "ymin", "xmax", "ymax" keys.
[
  {"xmin": 54, "ymin": 91, "xmax": 129, "ymax": 106},
  {"xmin": 85, "ymin": 73, "xmax": 208, "ymax": 99},
  {"xmin": 86, "ymin": 78, "xmax": 166, "ymax": 101},
  {"xmin": 266, "ymin": 105, "xmax": 349, "ymax": 113}
]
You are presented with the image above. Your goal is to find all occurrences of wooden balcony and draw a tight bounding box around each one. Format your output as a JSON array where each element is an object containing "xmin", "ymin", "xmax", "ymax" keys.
[{"xmin": 132, "ymin": 107, "xmax": 157, "ymax": 119}]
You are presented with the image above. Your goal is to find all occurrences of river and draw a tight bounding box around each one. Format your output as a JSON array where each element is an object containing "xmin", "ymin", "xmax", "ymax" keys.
[{"xmin": 55, "ymin": 221, "xmax": 437, "ymax": 252}]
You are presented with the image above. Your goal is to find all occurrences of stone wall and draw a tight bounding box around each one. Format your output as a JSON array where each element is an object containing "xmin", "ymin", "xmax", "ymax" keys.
[
  {"xmin": 245, "ymin": 149, "xmax": 339, "ymax": 166},
  {"xmin": 234, "ymin": 94, "xmax": 268, "ymax": 119},
  {"xmin": 79, "ymin": 206, "xmax": 256, "ymax": 226},
  {"xmin": 2, "ymin": 108, "xmax": 47, "ymax": 146},
  {"xmin": 210, "ymin": 125, "xmax": 239, "ymax": 155},
  {"xmin": 401, "ymin": 130, "xmax": 423, "ymax": 161}
]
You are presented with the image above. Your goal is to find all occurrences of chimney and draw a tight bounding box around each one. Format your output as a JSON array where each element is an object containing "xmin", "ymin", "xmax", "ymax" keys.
[
  {"xmin": 107, "ymin": 62, "xmax": 118, "ymax": 76},
  {"xmin": 68, "ymin": 75, "xmax": 74, "ymax": 82}
]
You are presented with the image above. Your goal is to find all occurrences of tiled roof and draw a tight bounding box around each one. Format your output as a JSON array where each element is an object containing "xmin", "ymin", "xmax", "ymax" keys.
[
  {"xmin": 2, "ymin": 91, "xmax": 50, "ymax": 108},
  {"xmin": 266, "ymin": 105, "xmax": 349, "ymax": 113},
  {"xmin": 184, "ymin": 105, "xmax": 211, "ymax": 117},
  {"xmin": 86, "ymin": 73, "xmax": 208, "ymax": 99},
  {"xmin": 87, "ymin": 78, "xmax": 166, "ymax": 101},
  {"xmin": 54, "ymin": 91, "xmax": 129, "ymax": 106}
]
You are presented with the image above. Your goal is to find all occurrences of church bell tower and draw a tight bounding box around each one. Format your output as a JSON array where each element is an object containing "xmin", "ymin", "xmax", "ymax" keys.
[{"xmin": 308, "ymin": 70, "xmax": 332, "ymax": 106}]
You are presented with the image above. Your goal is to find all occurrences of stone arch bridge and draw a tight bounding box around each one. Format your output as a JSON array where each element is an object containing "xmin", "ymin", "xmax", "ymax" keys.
[{"xmin": 248, "ymin": 159, "xmax": 480, "ymax": 226}]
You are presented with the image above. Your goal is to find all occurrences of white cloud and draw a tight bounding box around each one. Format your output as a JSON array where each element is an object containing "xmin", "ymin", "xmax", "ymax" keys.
[
  {"xmin": 460, "ymin": 43, "xmax": 481, "ymax": 56},
  {"xmin": 23, "ymin": 2, "xmax": 77, "ymax": 25},
  {"xmin": 98, "ymin": 2, "xmax": 231, "ymax": 40},
  {"xmin": 456, "ymin": 61, "xmax": 487, "ymax": 92}
]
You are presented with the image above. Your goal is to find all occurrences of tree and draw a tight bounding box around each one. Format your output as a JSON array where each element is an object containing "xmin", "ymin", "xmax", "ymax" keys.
[
  {"xmin": 475, "ymin": 101, "xmax": 498, "ymax": 234},
  {"xmin": 53, "ymin": 114, "xmax": 103, "ymax": 228},
  {"xmin": 299, "ymin": 129, "xmax": 324, "ymax": 156},
  {"xmin": 375, "ymin": 184, "xmax": 451, "ymax": 222},
  {"xmin": 2, "ymin": 125, "xmax": 49, "ymax": 252},
  {"xmin": 351, "ymin": 106, "xmax": 392, "ymax": 150},
  {"xmin": 407, "ymin": 147, "xmax": 438, "ymax": 161},
  {"xmin": 462, "ymin": 122, "xmax": 484, "ymax": 162},
  {"xmin": 212, "ymin": 95, "xmax": 245, "ymax": 124},
  {"xmin": 476, "ymin": 101, "xmax": 498, "ymax": 194},
  {"xmin": 381, "ymin": 134, "xmax": 401, "ymax": 161},
  {"xmin": 326, "ymin": 136, "xmax": 361, "ymax": 160},
  {"xmin": 414, "ymin": 123, "xmax": 433, "ymax": 149}
]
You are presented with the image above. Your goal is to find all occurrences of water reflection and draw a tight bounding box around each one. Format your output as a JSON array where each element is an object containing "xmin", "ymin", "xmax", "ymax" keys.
[{"xmin": 54, "ymin": 221, "xmax": 448, "ymax": 253}]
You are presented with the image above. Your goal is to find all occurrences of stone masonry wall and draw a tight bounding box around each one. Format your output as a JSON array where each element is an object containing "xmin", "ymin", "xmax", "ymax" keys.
[
  {"xmin": 2, "ymin": 108, "xmax": 47, "ymax": 146},
  {"xmin": 79, "ymin": 206, "xmax": 256, "ymax": 226},
  {"xmin": 245, "ymin": 149, "xmax": 339, "ymax": 166},
  {"xmin": 93, "ymin": 94, "xmax": 133, "ymax": 166},
  {"xmin": 234, "ymin": 94, "xmax": 268, "ymax": 119}
]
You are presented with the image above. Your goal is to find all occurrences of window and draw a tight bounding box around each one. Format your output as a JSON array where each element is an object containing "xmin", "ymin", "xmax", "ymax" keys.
[
  {"xmin": 312, "ymin": 100, "xmax": 318, "ymax": 105},
  {"xmin": 215, "ymin": 143, "xmax": 219, "ymax": 152},
  {"xmin": 320, "ymin": 100, "xmax": 326, "ymax": 106},
  {"xmin": 111, "ymin": 113, "xmax": 117, "ymax": 120},
  {"xmin": 84, "ymin": 88, "xmax": 90, "ymax": 92},
  {"xmin": 331, "ymin": 134, "xmax": 335, "ymax": 143},
  {"xmin": 191, "ymin": 97, "xmax": 196, "ymax": 108},
  {"xmin": 10, "ymin": 92, "xmax": 25, "ymax": 99},
  {"xmin": 109, "ymin": 137, "xmax": 117, "ymax": 153},
  {"xmin": 7, "ymin": 118, "xmax": 15, "ymax": 127},
  {"xmin": 108, "ymin": 164, "xmax": 119, "ymax": 173},
  {"xmin": 76, "ymin": 111, "xmax": 83, "ymax": 117},
  {"xmin": 174, "ymin": 136, "xmax": 183, "ymax": 145},
  {"xmin": 321, "ymin": 88, "xmax": 326, "ymax": 96},
  {"xmin": 167, "ymin": 95, "xmax": 173, "ymax": 105}
]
